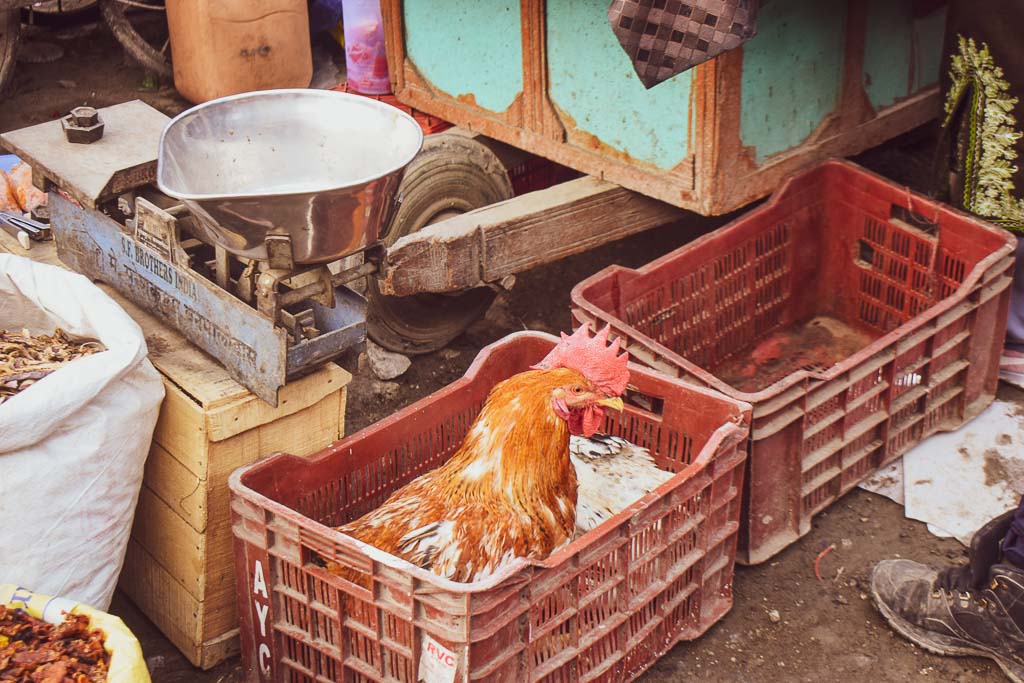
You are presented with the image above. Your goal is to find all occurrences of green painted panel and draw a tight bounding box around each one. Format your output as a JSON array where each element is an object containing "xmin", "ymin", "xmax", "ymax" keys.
[
  {"xmin": 546, "ymin": 1, "xmax": 691, "ymax": 170},
  {"xmin": 913, "ymin": 6, "xmax": 947, "ymax": 92},
  {"xmin": 739, "ymin": 0, "xmax": 846, "ymax": 163},
  {"xmin": 404, "ymin": 1, "xmax": 522, "ymax": 113},
  {"xmin": 863, "ymin": 2, "xmax": 946, "ymax": 110},
  {"xmin": 863, "ymin": 0, "xmax": 912, "ymax": 110}
]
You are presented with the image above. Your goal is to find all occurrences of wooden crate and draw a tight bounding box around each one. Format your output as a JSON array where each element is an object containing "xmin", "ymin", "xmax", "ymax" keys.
[
  {"xmin": 0, "ymin": 232, "xmax": 352, "ymax": 669},
  {"xmin": 121, "ymin": 363, "xmax": 350, "ymax": 669},
  {"xmin": 382, "ymin": 0, "xmax": 947, "ymax": 214}
]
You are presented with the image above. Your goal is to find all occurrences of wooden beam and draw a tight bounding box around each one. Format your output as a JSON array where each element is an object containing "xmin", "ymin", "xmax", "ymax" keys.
[{"xmin": 378, "ymin": 176, "xmax": 682, "ymax": 296}]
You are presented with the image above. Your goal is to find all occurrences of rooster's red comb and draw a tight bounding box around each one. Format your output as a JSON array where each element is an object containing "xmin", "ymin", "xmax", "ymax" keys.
[{"xmin": 532, "ymin": 324, "xmax": 629, "ymax": 396}]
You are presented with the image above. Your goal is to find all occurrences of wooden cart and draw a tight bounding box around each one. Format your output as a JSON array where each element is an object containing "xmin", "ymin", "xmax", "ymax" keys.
[{"xmin": 368, "ymin": 0, "xmax": 948, "ymax": 351}]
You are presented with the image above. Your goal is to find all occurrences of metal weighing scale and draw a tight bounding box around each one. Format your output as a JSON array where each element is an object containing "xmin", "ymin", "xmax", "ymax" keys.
[{"xmin": 0, "ymin": 92, "xmax": 423, "ymax": 405}]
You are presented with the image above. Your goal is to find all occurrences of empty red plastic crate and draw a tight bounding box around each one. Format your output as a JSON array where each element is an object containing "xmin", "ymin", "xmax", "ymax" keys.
[
  {"xmin": 230, "ymin": 331, "xmax": 750, "ymax": 682},
  {"xmin": 571, "ymin": 160, "xmax": 1016, "ymax": 565}
]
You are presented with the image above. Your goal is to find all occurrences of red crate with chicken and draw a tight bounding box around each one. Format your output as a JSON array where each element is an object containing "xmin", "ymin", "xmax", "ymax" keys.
[{"xmin": 229, "ymin": 330, "xmax": 749, "ymax": 682}]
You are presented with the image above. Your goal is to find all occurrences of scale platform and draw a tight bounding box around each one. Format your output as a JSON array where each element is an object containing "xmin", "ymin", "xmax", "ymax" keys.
[{"xmin": 0, "ymin": 100, "xmax": 370, "ymax": 405}]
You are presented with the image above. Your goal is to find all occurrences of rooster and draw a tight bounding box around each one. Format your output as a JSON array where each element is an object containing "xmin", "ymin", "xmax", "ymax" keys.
[{"xmin": 329, "ymin": 325, "xmax": 632, "ymax": 584}]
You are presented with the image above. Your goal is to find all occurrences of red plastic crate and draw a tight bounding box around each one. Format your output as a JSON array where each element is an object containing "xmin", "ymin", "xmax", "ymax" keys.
[
  {"xmin": 332, "ymin": 82, "xmax": 453, "ymax": 135},
  {"xmin": 230, "ymin": 331, "xmax": 750, "ymax": 682},
  {"xmin": 506, "ymin": 156, "xmax": 581, "ymax": 196},
  {"xmin": 571, "ymin": 160, "xmax": 1016, "ymax": 565}
]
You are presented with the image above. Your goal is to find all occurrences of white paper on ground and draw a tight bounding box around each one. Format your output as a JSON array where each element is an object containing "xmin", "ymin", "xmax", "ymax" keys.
[
  {"xmin": 860, "ymin": 459, "xmax": 905, "ymax": 506},
  {"xmin": 860, "ymin": 460, "xmax": 961, "ymax": 537},
  {"xmin": 858, "ymin": 459, "xmax": 962, "ymax": 536},
  {"xmin": 859, "ymin": 400, "xmax": 1024, "ymax": 545}
]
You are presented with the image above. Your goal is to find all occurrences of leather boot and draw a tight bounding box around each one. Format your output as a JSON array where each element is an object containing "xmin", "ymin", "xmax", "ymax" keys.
[{"xmin": 871, "ymin": 510, "xmax": 1024, "ymax": 682}]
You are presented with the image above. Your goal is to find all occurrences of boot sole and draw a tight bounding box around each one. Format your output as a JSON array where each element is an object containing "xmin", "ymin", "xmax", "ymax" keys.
[{"xmin": 872, "ymin": 587, "xmax": 1024, "ymax": 683}]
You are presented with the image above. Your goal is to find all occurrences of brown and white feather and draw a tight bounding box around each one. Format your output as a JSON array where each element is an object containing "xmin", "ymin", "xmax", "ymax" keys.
[{"xmin": 570, "ymin": 434, "xmax": 673, "ymax": 538}]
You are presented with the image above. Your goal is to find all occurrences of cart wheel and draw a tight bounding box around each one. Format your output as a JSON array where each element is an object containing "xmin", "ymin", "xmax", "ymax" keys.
[
  {"xmin": 99, "ymin": 0, "xmax": 171, "ymax": 78},
  {"xmin": 0, "ymin": 10, "xmax": 18, "ymax": 95},
  {"xmin": 367, "ymin": 133, "xmax": 514, "ymax": 355}
]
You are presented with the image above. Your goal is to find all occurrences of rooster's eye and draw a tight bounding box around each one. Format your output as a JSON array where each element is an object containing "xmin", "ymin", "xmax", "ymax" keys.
[{"xmin": 571, "ymin": 386, "xmax": 584, "ymax": 394}]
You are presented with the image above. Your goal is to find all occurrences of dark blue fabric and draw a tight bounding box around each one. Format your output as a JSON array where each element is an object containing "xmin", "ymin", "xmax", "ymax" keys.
[
  {"xmin": 1008, "ymin": 236, "xmax": 1024, "ymax": 345},
  {"xmin": 1002, "ymin": 494, "xmax": 1024, "ymax": 570},
  {"xmin": 309, "ymin": 0, "xmax": 344, "ymax": 34}
]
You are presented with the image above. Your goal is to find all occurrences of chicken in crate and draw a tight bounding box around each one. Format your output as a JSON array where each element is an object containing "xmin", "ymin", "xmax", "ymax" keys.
[
  {"xmin": 333, "ymin": 325, "xmax": 658, "ymax": 584},
  {"xmin": 230, "ymin": 329, "xmax": 750, "ymax": 682}
]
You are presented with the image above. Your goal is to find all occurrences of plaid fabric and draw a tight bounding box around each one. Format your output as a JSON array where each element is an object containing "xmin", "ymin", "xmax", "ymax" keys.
[{"xmin": 609, "ymin": 0, "xmax": 759, "ymax": 88}]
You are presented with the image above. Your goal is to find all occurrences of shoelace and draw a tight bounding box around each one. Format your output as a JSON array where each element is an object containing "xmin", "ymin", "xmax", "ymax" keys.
[{"xmin": 930, "ymin": 585, "xmax": 992, "ymax": 611}]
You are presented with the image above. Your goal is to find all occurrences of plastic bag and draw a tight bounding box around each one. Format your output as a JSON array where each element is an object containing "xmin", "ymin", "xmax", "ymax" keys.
[
  {"xmin": 0, "ymin": 171, "xmax": 18, "ymax": 212},
  {"xmin": 0, "ymin": 254, "xmax": 165, "ymax": 610},
  {"xmin": 5, "ymin": 162, "xmax": 47, "ymax": 213},
  {"xmin": 0, "ymin": 584, "xmax": 151, "ymax": 683},
  {"xmin": 0, "ymin": 158, "xmax": 46, "ymax": 213}
]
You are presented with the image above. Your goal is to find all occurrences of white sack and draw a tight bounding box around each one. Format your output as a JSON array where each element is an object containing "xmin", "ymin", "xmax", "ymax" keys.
[{"xmin": 0, "ymin": 254, "xmax": 164, "ymax": 610}]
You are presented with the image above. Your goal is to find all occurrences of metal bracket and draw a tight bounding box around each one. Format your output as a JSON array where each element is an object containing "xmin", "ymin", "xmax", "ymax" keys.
[
  {"xmin": 265, "ymin": 233, "xmax": 296, "ymax": 271},
  {"xmin": 0, "ymin": 211, "xmax": 51, "ymax": 244},
  {"xmin": 255, "ymin": 265, "xmax": 336, "ymax": 339},
  {"xmin": 133, "ymin": 197, "xmax": 190, "ymax": 269}
]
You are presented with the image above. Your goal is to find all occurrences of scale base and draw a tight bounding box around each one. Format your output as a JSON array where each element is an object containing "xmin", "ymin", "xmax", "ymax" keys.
[{"xmin": 50, "ymin": 193, "xmax": 365, "ymax": 406}]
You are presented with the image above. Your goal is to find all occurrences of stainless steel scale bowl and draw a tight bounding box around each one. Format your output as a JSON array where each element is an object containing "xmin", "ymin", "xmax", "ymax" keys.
[{"xmin": 157, "ymin": 88, "xmax": 423, "ymax": 265}]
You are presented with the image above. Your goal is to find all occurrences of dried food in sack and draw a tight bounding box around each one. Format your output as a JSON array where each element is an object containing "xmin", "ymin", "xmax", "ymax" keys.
[
  {"xmin": 0, "ymin": 584, "xmax": 149, "ymax": 683},
  {"xmin": 0, "ymin": 604, "xmax": 110, "ymax": 681},
  {"xmin": 0, "ymin": 329, "xmax": 105, "ymax": 406},
  {"xmin": 0, "ymin": 255, "xmax": 164, "ymax": 611}
]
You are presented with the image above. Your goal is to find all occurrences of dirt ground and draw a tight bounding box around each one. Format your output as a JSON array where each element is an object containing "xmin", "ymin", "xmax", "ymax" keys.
[{"xmin": 1, "ymin": 19, "xmax": 1011, "ymax": 683}]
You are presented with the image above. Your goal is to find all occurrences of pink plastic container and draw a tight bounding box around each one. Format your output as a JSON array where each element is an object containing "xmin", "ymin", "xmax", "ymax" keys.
[{"xmin": 342, "ymin": 0, "xmax": 390, "ymax": 94}]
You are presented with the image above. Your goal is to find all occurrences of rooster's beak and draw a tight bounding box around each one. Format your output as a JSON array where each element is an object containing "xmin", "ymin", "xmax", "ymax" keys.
[{"xmin": 597, "ymin": 396, "xmax": 624, "ymax": 412}]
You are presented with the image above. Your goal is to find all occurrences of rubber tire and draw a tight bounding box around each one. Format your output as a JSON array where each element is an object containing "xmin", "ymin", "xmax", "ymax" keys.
[
  {"xmin": 367, "ymin": 133, "xmax": 514, "ymax": 355},
  {"xmin": 98, "ymin": 0, "xmax": 171, "ymax": 77},
  {"xmin": 0, "ymin": 10, "xmax": 17, "ymax": 95}
]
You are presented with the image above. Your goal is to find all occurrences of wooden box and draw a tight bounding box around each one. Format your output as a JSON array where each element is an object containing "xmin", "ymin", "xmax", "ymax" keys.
[
  {"xmin": 0, "ymin": 232, "xmax": 351, "ymax": 669},
  {"xmin": 383, "ymin": 0, "xmax": 947, "ymax": 214},
  {"xmin": 119, "ymin": 361, "xmax": 350, "ymax": 669}
]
